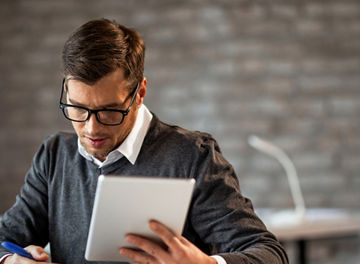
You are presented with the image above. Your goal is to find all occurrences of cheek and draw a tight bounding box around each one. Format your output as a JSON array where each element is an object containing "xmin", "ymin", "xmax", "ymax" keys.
[
  {"xmin": 109, "ymin": 123, "xmax": 132, "ymax": 144},
  {"xmin": 71, "ymin": 122, "xmax": 83, "ymax": 135},
  {"xmin": 109, "ymin": 127, "xmax": 125, "ymax": 140}
]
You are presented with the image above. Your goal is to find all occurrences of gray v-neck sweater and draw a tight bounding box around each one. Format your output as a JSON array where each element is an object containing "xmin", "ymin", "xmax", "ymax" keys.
[{"xmin": 0, "ymin": 115, "xmax": 288, "ymax": 264}]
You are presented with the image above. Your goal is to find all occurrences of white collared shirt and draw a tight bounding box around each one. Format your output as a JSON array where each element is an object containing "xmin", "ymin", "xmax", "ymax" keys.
[{"xmin": 78, "ymin": 104, "xmax": 153, "ymax": 167}]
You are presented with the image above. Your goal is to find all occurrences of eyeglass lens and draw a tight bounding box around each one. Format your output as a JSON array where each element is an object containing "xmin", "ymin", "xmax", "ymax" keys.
[{"xmin": 62, "ymin": 105, "xmax": 125, "ymax": 125}]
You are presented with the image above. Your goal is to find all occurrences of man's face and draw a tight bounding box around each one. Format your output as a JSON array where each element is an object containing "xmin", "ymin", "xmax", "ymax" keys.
[{"xmin": 65, "ymin": 69, "xmax": 146, "ymax": 161}]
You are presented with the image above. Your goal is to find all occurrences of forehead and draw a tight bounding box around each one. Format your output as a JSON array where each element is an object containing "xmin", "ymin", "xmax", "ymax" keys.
[
  {"xmin": 66, "ymin": 68, "xmax": 129, "ymax": 89},
  {"xmin": 65, "ymin": 69, "xmax": 130, "ymax": 106}
]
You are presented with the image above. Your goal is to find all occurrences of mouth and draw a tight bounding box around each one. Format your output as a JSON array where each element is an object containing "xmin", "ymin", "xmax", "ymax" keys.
[{"xmin": 85, "ymin": 136, "xmax": 108, "ymax": 148}]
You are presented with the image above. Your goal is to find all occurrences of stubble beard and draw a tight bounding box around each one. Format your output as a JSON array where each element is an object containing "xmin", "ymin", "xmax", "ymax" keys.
[{"xmin": 81, "ymin": 138, "xmax": 114, "ymax": 162}]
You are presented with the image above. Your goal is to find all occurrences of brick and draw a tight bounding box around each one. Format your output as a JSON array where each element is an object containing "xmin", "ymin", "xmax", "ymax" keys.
[
  {"xmin": 301, "ymin": 58, "xmax": 360, "ymax": 74},
  {"xmin": 304, "ymin": 3, "xmax": 327, "ymax": 17},
  {"xmin": 325, "ymin": 118, "xmax": 360, "ymax": 134},
  {"xmin": 330, "ymin": 3, "xmax": 360, "ymax": 17},
  {"xmin": 198, "ymin": 6, "xmax": 225, "ymax": 21},
  {"xmin": 292, "ymin": 152, "xmax": 333, "ymax": 170},
  {"xmin": 341, "ymin": 153, "xmax": 360, "ymax": 171},
  {"xmin": 227, "ymin": 40, "xmax": 268, "ymax": 56},
  {"xmin": 331, "ymin": 191, "xmax": 360, "ymax": 209},
  {"xmin": 329, "ymin": 96, "xmax": 360, "ymax": 116},
  {"xmin": 241, "ymin": 20, "xmax": 290, "ymax": 36},
  {"xmin": 239, "ymin": 173, "xmax": 273, "ymax": 194},
  {"xmin": 133, "ymin": 10, "xmax": 158, "ymax": 26},
  {"xmin": 251, "ymin": 98, "xmax": 290, "ymax": 117},
  {"xmin": 296, "ymin": 19, "xmax": 326, "ymax": 35},
  {"xmin": 292, "ymin": 98, "xmax": 325, "ymax": 118},
  {"xmin": 268, "ymin": 59, "xmax": 298, "ymax": 76},
  {"xmin": 297, "ymin": 75, "xmax": 343, "ymax": 94},
  {"xmin": 240, "ymin": 58, "xmax": 267, "ymax": 76},
  {"xmin": 208, "ymin": 60, "xmax": 238, "ymax": 77},
  {"xmin": 216, "ymin": 118, "xmax": 272, "ymax": 134},
  {"xmin": 271, "ymin": 135, "xmax": 309, "ymax": 153},
  {"xmin": 279, "ymin": 118, "xmax": 320, "ymax": 136},
  {"xmin": 230, "ymin": 3, "xmax": 267, "ymax": 20},
  {"xmin": 263, "ymin": 77, "xmax": 295, "ymax": 96},
  {"xmin": 300, "ymin": 171, "xmax": 347, "ymax": 192},
  {"xmin": 270, "ymin": 4, "xmax": 298, "ymax": 19},
  {"xmin": 246, "ymin": 152, "xmax": 284, "ymax": 173},
  {"xmin": 344, "ymin": 135, "xmax": 360, "ymax": 150},
  {"xmin": 333, "ymin": 20, "xmax": 360, "ymax": 35}
]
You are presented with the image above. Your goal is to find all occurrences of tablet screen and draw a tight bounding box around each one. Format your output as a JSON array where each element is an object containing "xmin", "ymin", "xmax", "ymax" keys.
[{"xmin": 85, "ymin": 175, "xmax": 195, "ymax": 262}]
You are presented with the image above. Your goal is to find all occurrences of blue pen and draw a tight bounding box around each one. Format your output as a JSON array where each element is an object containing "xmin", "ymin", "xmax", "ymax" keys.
[{"xmin": 1, "ymin": 241, "xmax": 35, "ymax": 260}]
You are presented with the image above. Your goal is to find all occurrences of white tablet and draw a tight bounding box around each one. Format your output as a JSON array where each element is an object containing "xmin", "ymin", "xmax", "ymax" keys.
[{"xmin": 85, "ymin": 175, "xmax": 196, "ymax": 262}]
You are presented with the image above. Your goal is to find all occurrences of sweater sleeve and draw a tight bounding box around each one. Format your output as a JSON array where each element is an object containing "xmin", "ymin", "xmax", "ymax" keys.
[
  {"xmin": 0, "ymin": 142, "xmax": 49, "ymax": 258},
  {"xmin": 185, "ymin": 135, "xmax": 288, "ymax": 264}
]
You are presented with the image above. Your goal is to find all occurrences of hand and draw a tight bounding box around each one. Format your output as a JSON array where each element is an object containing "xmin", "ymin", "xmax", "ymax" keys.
[
  {"xmin": 3, "ymin": 245, "xmax": 56, "ymax": 264},
  {"xmin": 119, "ymin": 220, "xmax": 217, "ymax": 264}
]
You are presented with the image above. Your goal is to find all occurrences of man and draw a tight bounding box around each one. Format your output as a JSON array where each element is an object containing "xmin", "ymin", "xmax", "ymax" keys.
[{"xmin": 0, "ymin": 19, "xmax": 288, "ymax": 264}]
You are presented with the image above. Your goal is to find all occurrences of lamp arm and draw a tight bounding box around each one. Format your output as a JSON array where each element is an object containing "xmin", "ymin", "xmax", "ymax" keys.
[{"xmin": 248, "ymin": 135, "xmax": 306, "ymax": 218}]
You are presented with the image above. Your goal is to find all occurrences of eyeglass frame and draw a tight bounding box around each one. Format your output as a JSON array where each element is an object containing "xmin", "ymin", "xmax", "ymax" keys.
[{"xmin": 59, "ymin": 78, "xmax": 140, "ymax": 126}]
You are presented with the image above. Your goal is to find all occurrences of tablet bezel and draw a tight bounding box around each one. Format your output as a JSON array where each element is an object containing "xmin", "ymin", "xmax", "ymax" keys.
[{"xmin": 85, "ymin": 175, "xmax": 196, "ymax": 262}]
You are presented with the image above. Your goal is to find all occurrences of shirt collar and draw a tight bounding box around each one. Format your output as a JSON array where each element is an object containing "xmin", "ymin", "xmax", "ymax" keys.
[{"xmin": 78, "ymin": 104, "xmax": 153, "ymax": 167}]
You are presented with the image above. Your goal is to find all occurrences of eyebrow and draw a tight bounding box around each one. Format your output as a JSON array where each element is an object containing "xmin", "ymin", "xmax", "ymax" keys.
[{"xmin": 67, "ymin": 98, "xmax": 126, "ymax": 109}]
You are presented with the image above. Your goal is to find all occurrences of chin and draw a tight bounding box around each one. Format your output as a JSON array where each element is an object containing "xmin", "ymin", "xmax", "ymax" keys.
[
  {"xmin": 92, "ymin": 149, "xmax": 110, "ymax": 159},
  {"xmin": 84, "ymin": 147, "xmax": 109, "ymax": 161}
]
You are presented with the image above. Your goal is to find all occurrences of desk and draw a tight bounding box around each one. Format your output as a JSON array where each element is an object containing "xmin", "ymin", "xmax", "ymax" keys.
[{"xmin": 257, "ymin": 208, "xmax": 360, "ymax": 264}]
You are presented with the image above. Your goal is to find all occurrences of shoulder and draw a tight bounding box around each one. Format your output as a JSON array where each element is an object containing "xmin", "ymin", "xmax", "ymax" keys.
[
  {"xmin": 145, "ymin": 115, "xmax": 221, "ymax": 157},
  {"xmin": 36, "ymin": 131, "xmax": 78, "ymax": 159},
  {"xmin": 31, "ymin": 131, "xmax": 79, "ymax": 175},
  {"xmin": 42, "ymin": 131, "xmax": 77, "ymax": 149}
]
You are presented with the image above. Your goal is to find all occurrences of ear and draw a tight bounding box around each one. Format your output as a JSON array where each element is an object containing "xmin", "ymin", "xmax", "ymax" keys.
[{"xmin": 137, "ymin": 77, "xmax": 147, "ymax": 105}]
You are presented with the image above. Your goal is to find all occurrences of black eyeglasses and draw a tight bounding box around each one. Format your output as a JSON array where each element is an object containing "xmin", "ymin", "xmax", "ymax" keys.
[{"xmin": 59, "ymin": 78, "xmax": 140, "ymax": 126}]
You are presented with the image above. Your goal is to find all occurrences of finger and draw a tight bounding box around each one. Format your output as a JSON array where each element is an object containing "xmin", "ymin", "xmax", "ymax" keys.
[
  {"xmin": 120, "ymin": 247, "xmax": 159, "ymax": 264},
  {"xmin": 24, "ymin": 245, "xmax": 49, "ymax": 261},
  {"xmin": 149, "ymin": 220, "xmax": 183, "ymax": 249},
  {"xmin": 6, "ymin": 254, "xmax": 34, "ymax": 263},
  {"xmin": 4, "ymin": 254, "xmax": 50, "ymax": 264},
  {"xmin": 125, "ymin": 234, "xmax": 169, "ymax": 260}
]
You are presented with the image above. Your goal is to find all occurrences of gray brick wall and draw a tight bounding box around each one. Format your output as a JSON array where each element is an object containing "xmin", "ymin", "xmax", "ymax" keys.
[{"xmin": 1, "ymin": 0, "xmax": 359, "ymax": 263}]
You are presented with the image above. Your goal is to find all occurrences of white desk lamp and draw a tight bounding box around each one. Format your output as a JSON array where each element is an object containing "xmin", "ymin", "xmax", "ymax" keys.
[{"xmin": 248, "ymin": 135, "xmax": 306, "ymax": 226}]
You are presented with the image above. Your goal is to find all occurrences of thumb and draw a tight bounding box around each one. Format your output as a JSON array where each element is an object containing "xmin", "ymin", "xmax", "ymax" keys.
[{"xmin": 24, "ymin": 245, "xmax": 49, "ymax": 261}]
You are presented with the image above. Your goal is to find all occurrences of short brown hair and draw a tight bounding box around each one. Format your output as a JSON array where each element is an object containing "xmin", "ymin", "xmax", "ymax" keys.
[{"xmin": 62, "ymin": 18, "xmax": 145, "ymax": 89}]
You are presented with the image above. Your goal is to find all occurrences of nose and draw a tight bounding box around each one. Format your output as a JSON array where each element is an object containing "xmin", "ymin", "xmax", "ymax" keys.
[{"xmin": 84, "ymin": 113, "xmax": 103, "ymax": 134}]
